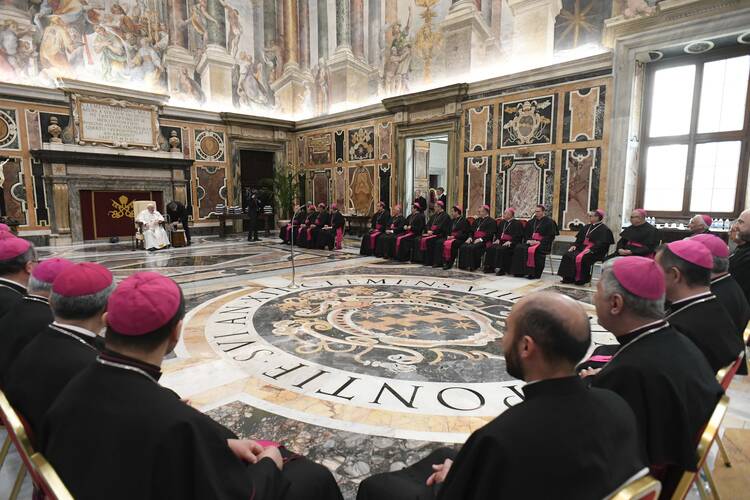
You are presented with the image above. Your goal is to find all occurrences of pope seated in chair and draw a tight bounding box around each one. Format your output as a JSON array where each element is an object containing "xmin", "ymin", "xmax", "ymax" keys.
[{"xmin": 136, "ymin": 202, "xmax": 170, "ymax": 251}]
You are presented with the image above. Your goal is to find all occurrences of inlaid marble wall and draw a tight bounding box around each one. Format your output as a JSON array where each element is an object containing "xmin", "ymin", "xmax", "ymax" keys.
[
  {"xmin": 0, "ymin": 97, "xmax": 231, "ymax": 232},
  {"xmin": 460, "ymin": 76, "xmax": 611, "ymax": 232},
  {"xmin": 294, "ymin": 117, "xmax": 394, "ymax": 214}
]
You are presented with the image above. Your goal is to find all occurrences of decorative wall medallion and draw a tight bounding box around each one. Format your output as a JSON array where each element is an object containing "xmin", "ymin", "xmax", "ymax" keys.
[
  {"xmin": 0, "ymin": 109, "xmax": 19, "ymax": 150},
  {"xmin": 501, "ymin": 96, "xmax": 555, "ymax": 147},
  {"xmin": 348, "ymin": 127, "xmax": 375, "ymax": 161},
  {"xmin": 195, "ymin": 130, "xmax": 226, "ymax": 162}
]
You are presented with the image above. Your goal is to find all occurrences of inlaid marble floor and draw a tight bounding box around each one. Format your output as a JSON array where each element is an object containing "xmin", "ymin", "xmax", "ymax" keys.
[{"xmin": 4, "ymin": 234, "xmax": 746, "ymax": 499}]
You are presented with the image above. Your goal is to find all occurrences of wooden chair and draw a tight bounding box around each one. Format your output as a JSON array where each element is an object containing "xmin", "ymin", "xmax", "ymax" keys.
[
  {"xmin": 607, "ymin": 472, "xmax": 662, "ymax": 500},
  {"xmin": 0, "ymin": 390, "xmax": 34, "ymax": 500},
  {"xmin": 671, "ymin": 394, "xmax": 730, "ymax": 500}
]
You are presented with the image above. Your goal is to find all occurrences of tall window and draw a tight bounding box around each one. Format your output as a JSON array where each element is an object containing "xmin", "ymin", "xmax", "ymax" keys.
[{"xmin": 638, "ymin": 47, "xmax": 750, "ymax": 217}]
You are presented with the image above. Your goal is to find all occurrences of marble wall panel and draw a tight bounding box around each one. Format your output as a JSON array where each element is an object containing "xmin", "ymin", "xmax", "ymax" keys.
[
  {"xmin": 558, "ymin": 147, "xmax": 601, "ymax": 230},
  {"xmin": 334, "ymin": 166, "xmax": 346, "ymax": 208},
  {"xmin": 379, "ymin": 164, "xmax": 391, "ymax": 208},
  {"xmin": 349, "ymin": 165, "xmax": 374, "ymax": 215},
  {"xmin": 497, "ymin": 152, "xmax": 553, "ymax": 219},
  {"xmin": 335, "ymin": 130, "xmax": 345, "ymax": 163},
  {"xmin": 25, "ymin": 110, "xmax": 41, "ymax": 150},
  {"xmin": 1, "ymin": 158, "xmax": 28, "ymax": 225},
  {"xmin": 311, "ymin": 170, "xmax": 331, "ymax": 206},
  {"xmin": 308, "ymin": 132, "xmax": 333, "ymax": 165},
  {"xmin": 297, "ymin": 135, "xmax": 306, "ymax": 167},
  {"xmin": 500, "ymin": 95, "xmax": 555, "ymax": 148},
  {"xmin": 377, "ymin": 123, "xmax": 392, "ymax": 160},
  {"xmin": 464, "ymin": 105, "xmax": 493, "ymax": 152},
  {"xmin": 196, "ymin": 166, "xmax": 227, "ymax": 218},
  {"xmin": 563, "ymin": 86, "xmax": 605, "ymax": 142},
  {"xmin": 195, "ymin": 130, "xmax": 226, "ymax": 162},
  {"xmin": 463, "ymin": 156, "xmax": 492, "ymax": 215}
]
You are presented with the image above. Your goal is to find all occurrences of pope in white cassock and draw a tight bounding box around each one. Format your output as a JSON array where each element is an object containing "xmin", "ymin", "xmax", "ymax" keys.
[{"xmin": 136, "ymin": 203, "xmax": 170, "ymax": 250}]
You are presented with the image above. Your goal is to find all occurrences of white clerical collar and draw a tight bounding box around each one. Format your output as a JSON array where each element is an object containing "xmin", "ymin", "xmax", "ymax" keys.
[
  {"xmin": 0, "ymin": 277, "xmax": 27, "ymax": 292},
  {"xmin": 669, "ymin": 290, "xmax": 713, "ymax": 308},
  {"xmin": 624, "ymin": 319, "xmax": 667, "ymax": 336},
  {"xmin": 52, "ymin": 321, "xmax": 97, "ymax": 339},
  {"xmin": 711, "ymin": 273, "xmax": 731, "ymax": 284}
]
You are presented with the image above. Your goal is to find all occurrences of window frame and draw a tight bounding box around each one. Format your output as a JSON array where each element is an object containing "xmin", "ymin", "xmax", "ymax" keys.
[{"xmin": 636, "ymin": 44, "xmax": 750, "ymax": 218}]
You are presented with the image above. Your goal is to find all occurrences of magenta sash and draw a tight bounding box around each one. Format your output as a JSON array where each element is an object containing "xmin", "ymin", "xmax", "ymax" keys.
[
  {"xmin": 335, "ymin": 227, "xmax": 343, "ymax": 249},
  {"xmin": 396, "ymin": 231, "xmax": 413, "ymax": 253},
  {"xmin": 443, "ymin": 238, "xmax": 455, "ymax": 261},
  {"xmin": 500, "ymin": 233, "xmax": 513, "ymax": 242},
  {"xmin": 575, "ymin": 239, "xmax": 595, "ymax": 281},
  {"xmin": 297, "ymin": 226, "xmax": 306, "ymax": 240},
  {"xmin": 307, "ymin": 227, "xmax": 314, "ymax": 240},
  {"xmin": 286, "ymin": 225, "xmax": 293, "ymax": 239},
  {"xmin": 628, "ymin": 241, "xmax": 655, "ymax": 259},
  {"xmin": 474, "ymin": 231, "xmax": 486, "ymax": 239},
  {"xmin": 526, "ymin": 232, "xmax": 543, "ymax": 268},
  {"xmin": 419, "ymin": 225, "xmax": 440, "ymax": 251},
  {"xmin": 369, "ymin": 230, "xmax": 381, "ymax": 248},
  {"xmin": 588, "ymin": 355, "xmax": 613, "ymax": 364}
]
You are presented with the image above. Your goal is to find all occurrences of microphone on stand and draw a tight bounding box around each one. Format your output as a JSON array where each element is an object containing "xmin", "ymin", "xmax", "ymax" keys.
[{"xmin": 288, "ymin": 207, "xmax": 303, "ymax": 289}]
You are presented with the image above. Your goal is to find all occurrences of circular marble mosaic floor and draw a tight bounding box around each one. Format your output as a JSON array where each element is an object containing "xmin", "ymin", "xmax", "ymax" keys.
[{"xmin": 168, "ymin": 271, "xmax": 616, "ymax": 445}]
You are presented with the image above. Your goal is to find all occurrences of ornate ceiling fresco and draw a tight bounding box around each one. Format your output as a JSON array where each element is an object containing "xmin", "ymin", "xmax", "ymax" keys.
[{"xmin": 0, "ymin": 0, "xmax": 650, "ymax": 119}]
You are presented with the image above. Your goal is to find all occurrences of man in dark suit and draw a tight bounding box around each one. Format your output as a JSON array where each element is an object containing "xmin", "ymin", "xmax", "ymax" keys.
[
  {"xmin": 166, "ymin": 200, "xmax": 191, "ymax": 245},
  {"xmin": 358, "ymin": 292, "xmax": 645, "ymax": 500}
]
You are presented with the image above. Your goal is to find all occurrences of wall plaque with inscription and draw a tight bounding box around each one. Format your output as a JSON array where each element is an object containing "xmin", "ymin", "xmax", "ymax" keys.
[{"xmin": 71, "ymin": 95, "xmax": 160, "ymax": 150}]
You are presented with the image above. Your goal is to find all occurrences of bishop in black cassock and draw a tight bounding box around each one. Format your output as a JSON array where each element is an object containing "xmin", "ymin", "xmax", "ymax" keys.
[
  {"xmin": 303, "ymin": 203, "xmax": 331, "ymax": 249},
  {"xmin": 392, "ymin": 204, "xmax": 425, "ymax": 261},
  {"xmin": 457, "ymin": 205, "xmax": 496, "ymax": 271},
  {"xmin": 0, "ymin": 258, "xmax": 73, "ymax": 380},
  {"xmin": 41, "ymin": 272, "xmax": 342, "ymax": 500},
  {"xmin": 483, "ymin": 209, "xmax": 523, "ymax": 274},
  {"xmin": 608, "ymin": 209, "xmax": 659, "ymax": 259},
  {"xmin": 360, "ymin": 202, "xmax": 391, "ymax": 256},
  {"xmin": 0, "ymin": 236, "xmax": 34, "ymax": 318},
  {"xmin": 433, "ymin": 205, "xmax": 471, "ymax": 269},
  {"xmin": 295, "ymin": 207, "xmax": 318, "ymax": 247},
  {"xmin": 412, "ymin": 202, "xmax": 451, "ymax": 265},
  {"xmin": 510, "ymin": 206, "xmax": 557, "ymax": 279},
  {"xmin": 589, "ymin": 256, "xmax": 724, "ymax": 498},
  {"xmin": 280, "ymin": 204, "xmax": 309, "ymax": 244},
  {"xmin": 317, "ymin": 204, "xmax": 346, "ymax": 250},
  {"xmin": 657, "ymin": 240, "xmax": 744, "ymax": 372},
  {"xmin": 375, "ymin": 205, "xmax": 406, "ymax": 258},
  {"xmin": 558, "ymin": 210, "xmax": 614, "ymax": 285},
  {"xmin": 691, "ymin": 232, "xmax": 750, "ymax": 374},
  {"xmin": 4, "ymin": 262, "xmax": 113, "ymax": 436},
  {"xmin": 358, "ymin": 292, "xmax": 645, "ymax": 500},
  {"xmin": 729, "ymin": 211, "xmax": 750, "ymax": 302}
]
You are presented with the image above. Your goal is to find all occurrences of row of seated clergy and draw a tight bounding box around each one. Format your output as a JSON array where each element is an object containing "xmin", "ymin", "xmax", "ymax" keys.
[
  {"xmin": 0, "ymin": 248, "xmax": 344, "ymax": 498},
  {"xmin": 278, "ymin": 202, "xmax": 345, "ymax": 250},
  {"xmin": 362, "ymin": 202, "xmax": 560, "ymax": 279}
]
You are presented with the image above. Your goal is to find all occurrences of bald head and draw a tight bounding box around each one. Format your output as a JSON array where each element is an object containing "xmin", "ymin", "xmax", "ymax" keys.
[
  {"xmin": 736, "ymin": 209, "xmax": 750, "ymax": 243},
  {"xmin": 507, "ymin": 292, "xmax": 591, "ymax": 368}
]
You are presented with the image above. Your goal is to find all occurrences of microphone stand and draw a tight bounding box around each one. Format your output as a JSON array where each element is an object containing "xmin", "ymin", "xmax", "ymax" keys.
[{"xmin": 288, "ymin": 208, "xmax": 302, "ymax": 289}]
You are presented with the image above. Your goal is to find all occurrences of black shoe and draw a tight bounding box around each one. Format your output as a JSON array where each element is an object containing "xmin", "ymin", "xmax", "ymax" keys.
[
  {"xmin": 574, "ymin": 280, "xmax": 588, "ymax": 286},
  {"xmin": 496, "ymin": 270, "xmax": 506, "ymax": 276},
  {"xmin": 443, "ymin": 263, "xmax": 452, "ymax": 270},
  {"xmin": 560, "ymin": 278, "xmax": 574, "ymax": 284},
  {"xmin": 525, "ymin": 275, "xmax": 536, "ymax": 280},
  {"xmin": 513, "ymin": 274, "xmax": 524, "ymax": 277}
]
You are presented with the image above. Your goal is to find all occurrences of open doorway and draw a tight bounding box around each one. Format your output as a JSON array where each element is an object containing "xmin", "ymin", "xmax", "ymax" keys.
[
  {"xmin": 404, "ymin": 134, "xmax": 448, "ymax": 214},
  {"xmin": 240, "ymin": 149, "xmax": 274, "ymax": 208}
]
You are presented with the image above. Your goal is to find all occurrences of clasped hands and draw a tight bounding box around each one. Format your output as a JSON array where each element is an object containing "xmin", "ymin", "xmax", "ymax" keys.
[
  {"xmin": 526, "ymin": 240, "xmax": 540, "ymax": 246},
  {"xmin": 426, "ymin": 458, "xmax": 453, "ymax": 486},
  {"xmin": 618, "ymin": 249, "xmax": 632, "ymax": 256},
  {"xmin": 227, "ymin": 439, "xmax": 283, "ymax": 470}
]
